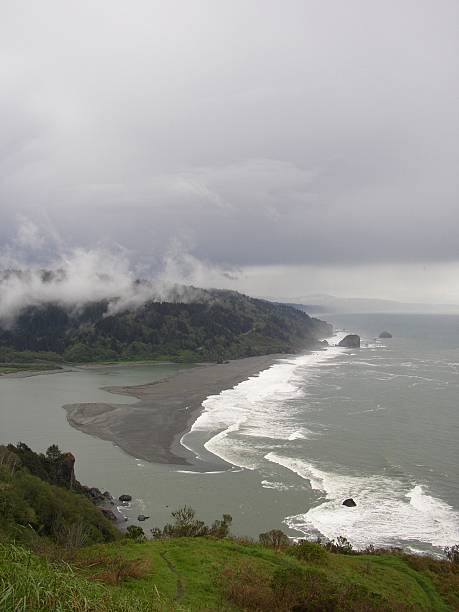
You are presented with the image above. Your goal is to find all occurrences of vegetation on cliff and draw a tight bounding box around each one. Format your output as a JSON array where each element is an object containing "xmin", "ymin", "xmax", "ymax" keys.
[
  {"xmin": 0, "ymin": 444, "xmax": 458, "ymax": 610},
  {"xmin": 0, "ymin": 444, "xmax": 118, "ymax": 547}
]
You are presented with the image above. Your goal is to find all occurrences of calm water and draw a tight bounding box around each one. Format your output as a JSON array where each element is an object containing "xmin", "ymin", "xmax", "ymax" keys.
[{"xmin": 1, "ymin": 314, "xmax": 458, "ymax": 554}]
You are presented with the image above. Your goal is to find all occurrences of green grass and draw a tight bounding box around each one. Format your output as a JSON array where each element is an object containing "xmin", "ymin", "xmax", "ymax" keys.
[
  {"xmin": 75, "ymin": 538, "xmax": 454, "ymax": 611},
  {"xmin": 1, "ymin": 538, "xmax": 456, "ymax": 610},
  {"xmin": 0, "ymin": 543, "xmax": 164, "ymax": 611},
  {"xmin": 0, "ymin": 363, "xmax": 61, "ymax": 375}
]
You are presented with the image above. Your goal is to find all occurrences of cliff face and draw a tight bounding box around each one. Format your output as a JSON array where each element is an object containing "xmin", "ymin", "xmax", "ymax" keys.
[
  {"xmin": 5, "ymin": 443, "xmax": 78, "ymax": 490},
  {"xmin": 0, "ymin": 289, "xmax": 332, "ymax": 362}
]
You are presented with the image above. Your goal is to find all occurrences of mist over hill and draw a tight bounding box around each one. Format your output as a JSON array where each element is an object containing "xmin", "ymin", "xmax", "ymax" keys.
[{"xmin": 0, "ymin": 277, "xmax": 331, "ymax": 363}]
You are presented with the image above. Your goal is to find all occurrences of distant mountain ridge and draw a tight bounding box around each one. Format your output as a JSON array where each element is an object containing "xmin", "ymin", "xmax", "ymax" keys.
[
  {"xmin": 0, "ymin": 287, "xmax": 332, "ymax": 363},
  {"xmin": 272, "ymin": 294, "xmax": 459, "ymax": 314}
]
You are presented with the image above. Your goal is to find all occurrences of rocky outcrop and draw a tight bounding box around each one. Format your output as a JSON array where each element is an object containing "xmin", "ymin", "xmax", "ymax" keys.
[
  {"xmin": 379, "ymin": 331, "xmax": 392, "ymax": 338},
  {"xmin": 342, "ymin": 498, "xmax": 357, "ymax": 507},
  {"xmin": 338, "ymin": 334, "xmax": 360, "ymax": 348},
  {"xmin": 100, "ymin": 508, "xmax": 118, "ymax": 521},
  {"xmin": 119, "ymin": 494, "xmax": 132, "ymax": 502},
  {"xmin": 85, "ymin": 487, "xmax": 105, "ymax": 503},
  {"xmin": 56, "ymin": 452, "xmax": 77, "ymax": 488},
  {"xmin": 137, "ymin": 514, "xmax": 150, "ymax": 521}
]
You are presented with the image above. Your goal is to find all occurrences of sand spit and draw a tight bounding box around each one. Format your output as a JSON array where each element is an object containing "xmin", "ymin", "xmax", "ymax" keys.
[{"xmin": 64, "ymin": 355, "xmax": 280, "ymax": 466}]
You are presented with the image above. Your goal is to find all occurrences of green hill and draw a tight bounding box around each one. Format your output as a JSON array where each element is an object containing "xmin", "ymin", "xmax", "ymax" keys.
[
  {"xmin": 1, "ymin": 535, "xmax": 458, "ymax": 611},
  {"xmin": 0, "ymin": 288, "xmax": 332, "ymax": 367},
  {"xmin": 0, "ymin": 443, "xmax": 458, "ymax": 611}
]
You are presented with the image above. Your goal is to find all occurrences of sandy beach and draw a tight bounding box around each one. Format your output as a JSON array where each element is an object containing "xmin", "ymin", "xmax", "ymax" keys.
[{"xmin": 64, "ymin": 355, "xmax": 280, "ymax": 467}]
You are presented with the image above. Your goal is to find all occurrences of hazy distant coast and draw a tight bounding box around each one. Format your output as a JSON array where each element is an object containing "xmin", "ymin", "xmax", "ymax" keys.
[{"xmin": 64, "ymin": 355, "xmax": 279, "ymax": 466}]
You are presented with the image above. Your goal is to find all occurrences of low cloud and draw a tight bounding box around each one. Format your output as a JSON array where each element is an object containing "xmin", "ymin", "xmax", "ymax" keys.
[
  {"xmin": 1, "ymin": 1, "xmax": 458, "ymax": 302},
  {"xmin": 0, "ymin": 218, "xmax": 240, "ymax": 325}
]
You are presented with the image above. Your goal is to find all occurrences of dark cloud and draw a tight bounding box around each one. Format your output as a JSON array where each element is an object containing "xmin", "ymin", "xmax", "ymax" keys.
[{"xmin": 1, "ymin": 0, "xmax": 458, "ymax": 299}]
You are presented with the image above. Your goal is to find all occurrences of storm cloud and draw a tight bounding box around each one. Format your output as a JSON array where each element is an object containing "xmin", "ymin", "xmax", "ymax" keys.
[{"xmin": 1, "ymin": 1, "xmax": 458, "ymax": 302}]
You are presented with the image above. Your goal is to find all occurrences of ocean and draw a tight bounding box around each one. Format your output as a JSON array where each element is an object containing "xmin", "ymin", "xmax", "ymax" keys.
[
  {"xmin": 182, "ymin": 313, "xmax": 459, "ymax": 554},
  {"xmin": 1, "ymin": 313, "xmax": 458, "ymax": 554}
]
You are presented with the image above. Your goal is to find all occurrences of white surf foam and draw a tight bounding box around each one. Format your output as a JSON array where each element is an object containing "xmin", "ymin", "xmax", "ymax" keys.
[
  {"xmin": 261, "ymin": 480, "xmax": 290, "ymax": 491},
  {"xmin": 288, "ymin": 428, "xmax": 315, "ymax": 440},
  {"xmin": 186, "ymin": 332, "xmax": 348, "ymax": 468},
  {"xmin": 266, "ymin": 453, "xmax": 459, "ymax": 550},
  {"xmin": 175, "ymin": 469, "xmax": 231, "ymax": 475}
]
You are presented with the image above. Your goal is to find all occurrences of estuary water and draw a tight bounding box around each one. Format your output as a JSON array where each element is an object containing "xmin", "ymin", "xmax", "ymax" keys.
[{"xmin": 1, "ymin": 313, "xmax": 458, "ymax": 554}]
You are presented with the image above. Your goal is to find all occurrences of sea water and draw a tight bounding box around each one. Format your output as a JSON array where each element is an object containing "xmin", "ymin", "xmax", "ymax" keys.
[
  {"xmin": 1, "ymin": 313, "xmax": 458, "ymax": 554},
  {"xmin": 182, "ymin": 313, "xmax": 459, "ymax": 554}
]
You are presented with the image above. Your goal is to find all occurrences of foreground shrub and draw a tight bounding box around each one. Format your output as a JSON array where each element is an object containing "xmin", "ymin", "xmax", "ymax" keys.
[
  {"xmin": 220, "ymin": 560, "xmax": 275, "ymax": 610},
  {"xmin": 126, "ymin": 525, "xmax": 146, "ymax": 541},
  {"xmin": 324, "ymin": 535, "xmax": 354, "ymax": 554},
  {"xmin": 271, "ymin": 565, "xmax": 334, "ymax": 610},
  {"xmin": 220, "ymin": 555, "xmax": 393, "ymax": 611},
  {"xmin": 259, "ymin": 529, "xmax": 290, "ymax": 549},
  {"xmin": 92, "ymin": 556, "xmax": 150, "ymax": 585},
  {"xmin": 273, "ymin": 566, "xmax": 388, "ymax": 611},
  {"xmin": 445, "ymin": 544, "xmax": 459, "ymax": 564},
  {"xmin": 0, "ymin": 543, "xmax": 151, "ymax": 611},
  {"xmin": 287, "ymin": 539, "xmax": 328, "ymax": 564},
  {"xmin": 0, "ymin": 453, "xmax": 118, "ymax": 546},
  {"xmin": 154, "ymin": 505, "xmax": 232, "ymax": 539}
]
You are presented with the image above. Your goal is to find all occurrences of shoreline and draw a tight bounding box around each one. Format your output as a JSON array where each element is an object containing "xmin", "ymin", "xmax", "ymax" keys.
[{"xmin": 64, "ymin": 354, "xmax": 283, "ymax": 467}]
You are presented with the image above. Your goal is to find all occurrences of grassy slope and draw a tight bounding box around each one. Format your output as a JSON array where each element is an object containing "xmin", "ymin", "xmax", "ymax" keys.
[
  {"xmin": 1, "ymin": 538, "xmax": 456, "ymax": 610},
  {"xmin": 0, "ymin": 543, "xmax": 158, "ymax": 612},
  {"xmin": 74, "ymin": 538, "xmax": 451, "ymax": 611}
]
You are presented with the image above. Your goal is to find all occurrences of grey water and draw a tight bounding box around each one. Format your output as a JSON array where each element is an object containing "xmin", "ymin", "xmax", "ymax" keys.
[{"xmin": 1, "ymin": 314, "xmax": 458, "ymax": 554}]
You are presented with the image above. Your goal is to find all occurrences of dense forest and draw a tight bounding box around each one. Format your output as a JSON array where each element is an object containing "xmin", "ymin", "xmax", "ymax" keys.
[{"xmin": 0, "ymin": 288, "xmax": 332, "ymax": 364}]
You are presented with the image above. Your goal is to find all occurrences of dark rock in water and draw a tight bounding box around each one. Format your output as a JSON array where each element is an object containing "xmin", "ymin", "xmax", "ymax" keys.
[
  {"xmin": 379, "ymin": 331, "xmax": 392, "ymax": 338},
  {"xmin": 100, "ymin": 508, "xmax": 118, "ymax": 521},
  {"xmin": 338, "ymin": 334, "xmax": 360, "ymax": 348},
  {"xmin": 137, "ymin": 514, "xmax": 150, "ymax": 521},
  {"xmin": 119, "ymin": 494, "xmax": 132, "ymax": 502},
  {"xmin": 342, "ymin": 498, "xmax": 357, "ymax": 507},
  {"xmin": 319, "ymin": 339, "xmax": 329, "ymax": 347}
]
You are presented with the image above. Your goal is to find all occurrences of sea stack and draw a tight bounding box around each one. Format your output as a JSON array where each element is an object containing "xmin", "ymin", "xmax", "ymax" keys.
[
  {"xmin": 118, "ymin": 494, "xmax": 132, "ymax": 502},
  {"xmin": 379, "ymin": 331, "xmax": 392, "ymax": 338},
  {"xmin": 338, "ymin": 334, "xmax": 360, "ymax": 348},
  {"xmin": 343, "ymin": 498, "xmax": 357, "ymax": 507}
]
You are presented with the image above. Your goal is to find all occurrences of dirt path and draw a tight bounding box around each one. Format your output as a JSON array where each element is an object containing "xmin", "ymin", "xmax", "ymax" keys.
[{"xmin": 159, "ymin": 551, "xmax": 184, "ymax": 601}]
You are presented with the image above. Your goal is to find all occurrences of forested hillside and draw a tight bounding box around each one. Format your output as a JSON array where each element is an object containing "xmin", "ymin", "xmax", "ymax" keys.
[{"xmin": 0, "ymin": 288, "xmax": 332, "ymax": 363}]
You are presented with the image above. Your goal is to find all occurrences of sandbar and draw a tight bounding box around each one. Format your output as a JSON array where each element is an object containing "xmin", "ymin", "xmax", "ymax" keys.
[{"xmin": 64, "ymin": 355, "xmax": 281, "ymax": 467}]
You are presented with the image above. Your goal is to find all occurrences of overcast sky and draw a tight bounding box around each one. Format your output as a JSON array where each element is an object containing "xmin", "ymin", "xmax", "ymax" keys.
[{"xmin": 1, "ymin": 0, "xmax": 458, "ymax": 303}]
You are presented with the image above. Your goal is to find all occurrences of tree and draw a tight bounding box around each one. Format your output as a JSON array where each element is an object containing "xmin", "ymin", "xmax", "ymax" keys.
[
  {"xmin": 157, "ymin": 506, "xmax": 232, "ymax": 539},
  {"xmin": 210, "ymin": 514, "xmax": 232, "ymax": 538},
  {"xmin": 287, "ymin": 539, "xmax": 327, "ymax": 563},
  {"xmin": 0, "ymin": 446, "xmax": 21, "ymax": 475},
  {"xmin": 445, "ymin": 544, "xmax": 459, "ymax": 564},
  {"xmin": 126, "ymin": 525, "xmax": 146, "ymax": 541},
  {"xmin": 63, "ymin": 342, "xmax": 93, "ymax": 363},
  {"xmin": 46, "ymin": 444, "xmax": 62, "ymax": 462},
  {"xmin": 324, "ymin": 535, "xmax": 353, "ymax": 554},
  {"xmin": 163, "ymin": 506, "xmax": 208, "ymax": 538},
  {"xmin": 259, "ymin": 529, "xmax": 290, "ymax": 549}
]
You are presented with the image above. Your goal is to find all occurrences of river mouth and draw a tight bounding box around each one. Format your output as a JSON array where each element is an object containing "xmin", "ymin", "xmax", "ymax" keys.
[{"xmin": 1, "ymin": 314, "xmax": 458, "ymax": 554}]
